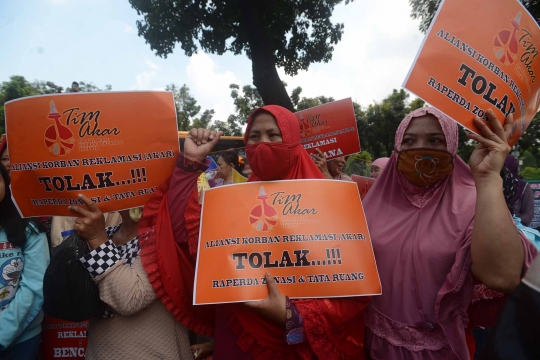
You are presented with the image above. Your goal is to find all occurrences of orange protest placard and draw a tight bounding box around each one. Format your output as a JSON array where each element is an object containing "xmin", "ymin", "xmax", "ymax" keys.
[
  {"xmin": 404, "ymin": 0, "xmax": 540, "ymax": 145},
  {"xmin": 5, "ymin": 92, "xmax": 179, "ymax": 217},
  {"xmin": 352, "ymin": 175, "xmax": 375, "ymax": 200},
  {"xmin": 295, "ymin": 98, "xmax": 360, "ymax": 160},
  {"xmin": 194, "ymin": 180, "xmax": 381, "ymax": 305}
]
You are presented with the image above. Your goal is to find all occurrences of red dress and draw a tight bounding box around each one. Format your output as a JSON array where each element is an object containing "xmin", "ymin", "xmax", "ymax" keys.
[{"xmin": 140, "ymin": 105, "xmax": 370, "ymax": 360}]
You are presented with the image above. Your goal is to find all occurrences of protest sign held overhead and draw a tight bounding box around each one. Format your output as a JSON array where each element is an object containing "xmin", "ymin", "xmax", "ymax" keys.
[
  {"xmin": 5, "ymin": 92, "xmax": 179, "ymax": 217},
  {"xmin": 295, "ymin": 98, "xmax": 360, "ymax": 160},
  {"xmin": 404, "ymin": 0, "xmax": 540, "ymax": 145},
  {"xmin": 194, "ymin": 180, "xmax": 381, "ymax": 305}
]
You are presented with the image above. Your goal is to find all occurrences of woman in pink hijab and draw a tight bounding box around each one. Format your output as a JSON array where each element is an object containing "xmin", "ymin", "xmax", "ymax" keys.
[
  {"xmin": 370, "ymin": 157, "xmax": 389, "ymax": 179},
  {"xmin": 362, "ymin": 107, "xmax": 537, "ymax": 360}
]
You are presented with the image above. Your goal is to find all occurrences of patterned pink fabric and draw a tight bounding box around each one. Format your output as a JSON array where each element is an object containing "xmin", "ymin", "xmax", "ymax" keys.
[
  {"xmin": 365, "ymin": 306, "xmax": 448, "ymax": 352},
  {"xmin": 393, "ymin": 107, "xmax": 459, "ymax": 209},
  {"xmin": 472, "ymin": 284, "xmax": 505, "ymax": 304}
]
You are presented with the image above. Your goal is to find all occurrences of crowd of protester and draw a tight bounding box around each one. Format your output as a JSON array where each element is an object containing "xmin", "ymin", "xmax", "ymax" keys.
[{"xmin": 0, "ymin": 98, "xmax": 538, "ymax": 360}]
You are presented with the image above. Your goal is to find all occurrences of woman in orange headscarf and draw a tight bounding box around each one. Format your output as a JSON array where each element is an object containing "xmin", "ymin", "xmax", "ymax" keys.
[{"xmin": 139, "ymin": 105, "xmax": 369, "ymax": 360}]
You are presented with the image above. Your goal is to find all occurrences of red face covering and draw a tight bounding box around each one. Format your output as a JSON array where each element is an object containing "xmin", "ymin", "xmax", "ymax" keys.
[
  {"xmin": 244, "ymin": 105, "xmax": 325, "ymax": 181},
  {"xmin": 245, "ymin": 142, "xmax": 301, "ymax": 180}
]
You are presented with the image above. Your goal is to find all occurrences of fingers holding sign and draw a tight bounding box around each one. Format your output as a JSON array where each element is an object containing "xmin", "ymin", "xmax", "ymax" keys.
[
  {"xmin": 312, "ymin": 148, "xmax": 332, "ymax": 179},
  {"xmin": 466, "ymin": 110, "xmax": 513, "ymax": 182},
  {"xmin": 191, "ymin": 342, "xmax": 213, "ymax": 360},
  {"xmin": 69, "ymin": 195, "xmax": 109, "ymax": 250},
  {"xmin": 502, "ymin": 112, "xmax": 515, "ymax": 140},
  {"xmin": 245, "ymin": 272, "xmax": 287, "ymax": 326}
]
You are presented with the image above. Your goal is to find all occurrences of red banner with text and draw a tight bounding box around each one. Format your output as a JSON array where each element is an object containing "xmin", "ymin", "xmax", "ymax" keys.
[
  {"xmin": 40, "ymin": 317, "xmax": 88, "ymax": 359},
  {"xmin": 352, "ymin": 175, "xmax": 375, "ymax": 200},
  {"xmin": 295, "ymin": 98, "xmax": 360, "ymax": 160}
]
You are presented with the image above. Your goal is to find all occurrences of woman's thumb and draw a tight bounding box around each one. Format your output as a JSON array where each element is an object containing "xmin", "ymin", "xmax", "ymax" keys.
[
  {"xmin": 209, "ymin": 131, "xmax": 223, "ymax": 146},
  {"xmin": 265, "ymin": 272, "xmax": 279, "ymax": 296}
]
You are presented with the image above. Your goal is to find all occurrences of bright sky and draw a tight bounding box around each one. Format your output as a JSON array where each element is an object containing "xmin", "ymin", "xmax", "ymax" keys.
[{"xmin": 0, "ymin": 0, "xmax": 424, "ymax": 121}]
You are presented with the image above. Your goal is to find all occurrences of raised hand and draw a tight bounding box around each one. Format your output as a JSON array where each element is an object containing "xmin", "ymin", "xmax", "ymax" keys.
[
  {"xmin": 244, "ymin": 272, "xmax": 287, "ymax": 326},
  {"xmin": 184, "ymin": 128, "xmax": 222, "ymax": 163},
  {"xmin": 69, "ymin": 194, "xmax": 109, "ymax": 250},
  {"xmin": 466, "ymin": 110, "xmax": 513, "ymax": 184}
]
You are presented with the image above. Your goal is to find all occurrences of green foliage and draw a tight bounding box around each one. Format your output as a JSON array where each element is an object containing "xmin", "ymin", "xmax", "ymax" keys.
[
  {"xmin": 129, "ymin": 0, "xmax": 353, "ymax": 75},
  {"xmin": 460, "ymin": 112, "xmax": 540, "ymax": 164},
  {"xmin": 1, "ymin": 76, "xmax": 41, "ymax": 102},
  {"xmin": 0, "ymin": 76, "xmax": 115, "ymax": 134},
  {"xmin": 409, "ymin": 0, "xmax": 442, "ymax": 33},
  {"xmin": 0, "ymin": 76, "xmax": 63, "ymax": 134},
  {"xmin": 64, "ymin": 81, "xmax": 111, "ymax": 93},
  {"xmin": 517, "ymin": 112, "xmax": 540, "ymax": 167},
  {"xmin": 229, "ymin": 84, "xmax": 264, "ymax": 125},
  {"xmin": 128, "ymin": 0, "xmax": 354, "ymax": 108},
  {"xmin": 211, "ymin": 115, "xmax": 244, "ymax": 137},
  {"xmin": 456, "ymin": 127, "xmax": 476, "ymax": 163},
  {"xmin": 216, "ymin": 83, "xmax": 340, "ymax": 135},
  {"xmin": 192, "ymin": 109, "xmax": 215, "ymax": 129},
  {"xmin": 521, "ymin": 167, "xmax": 540, "ymax": 180},
  {"xmin": 352, "ymin": 150, "xmax": 373, "ymax": 162},
  {"xmin": 296, "ymin": 95, "xmax": 335, "ymax": 111},
  {"xmin": 208, "ymin": 83, "xmax": 265, "ymax": 136},
  {"xmin": 410, "ymin": 0, "xmax": 540, "ymax": 33},
  {"xmin": 356, "ymin": 89, "xmax": 425, "ymax": 159},
  {"xmin": 344, "ymin": 151, "xmax": 372, "ymax": 176},
  {"xmin": 31, "ymin": 80, "xmax": 64, "ymax": 94},
  {"xmin": 290, "ymin": 87, "xmax": 303, "ymax": 108},
  {"xmin": 166, "ymin": 83, "xmax": 202, "ymax": 131},
  {"xmin": 522, "ymin": 150, "xmax": 538, "ymax": 168},
  {"xmin": 409, "ymin": 97, "xmax": 426, "ymax": 111}
]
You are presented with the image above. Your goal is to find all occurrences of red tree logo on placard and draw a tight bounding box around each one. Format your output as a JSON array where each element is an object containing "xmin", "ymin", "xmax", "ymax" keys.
[
  {"xmin": 494, "ymin": 13, "xmax": 522, "ymax": 65},
  {"xmin": 299, "ymin": 114, "xmax": 312, "ymax": 137},
  {"xmin": 249, "ymin": 186, "xmax": 278, "ymax": 231},
  {"xmin": 44, "ymin": 101, "xmax": 75, "ymax": 156}
]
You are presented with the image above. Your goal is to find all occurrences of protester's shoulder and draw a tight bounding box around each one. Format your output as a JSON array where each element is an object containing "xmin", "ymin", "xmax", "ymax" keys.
[
  {"xmin": 25, "ymin": 221, "xmax": 44, "ymax": 234},
  {"xmin": 24, "ymin": 222, "xmax": 47, "ymax": 243}
]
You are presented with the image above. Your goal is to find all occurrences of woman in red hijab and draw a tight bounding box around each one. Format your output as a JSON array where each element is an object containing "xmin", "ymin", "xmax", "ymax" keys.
[{"xmin": 139, "ymin": 105, "xmax": 369, "ymax": 360}]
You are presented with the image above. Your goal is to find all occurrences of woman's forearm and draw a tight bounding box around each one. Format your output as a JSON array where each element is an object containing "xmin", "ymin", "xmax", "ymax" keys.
[
  {"xmin": 471, "ymin": 177, "xmax": 524, "ymax": 292},
  {"xmin": 95, "ymin": 259, "xmax": 156, "ymax": 316}
]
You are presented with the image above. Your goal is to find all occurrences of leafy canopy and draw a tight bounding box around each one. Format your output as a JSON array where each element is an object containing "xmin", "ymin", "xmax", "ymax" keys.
[{"xmin": 129, "ymin": 0, "xmax": 353, "ymax": 76}]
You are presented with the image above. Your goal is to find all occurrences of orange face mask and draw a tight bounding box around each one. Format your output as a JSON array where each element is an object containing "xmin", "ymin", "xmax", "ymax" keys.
[{"xmin": 396, "ymin": 148, "xmax": 454, "ymax": 186}]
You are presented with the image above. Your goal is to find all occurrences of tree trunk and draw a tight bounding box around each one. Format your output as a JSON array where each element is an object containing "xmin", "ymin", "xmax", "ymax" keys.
[{"xmin": 238, "ymin": 0, "xmax": 294, "ymax": 111}]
